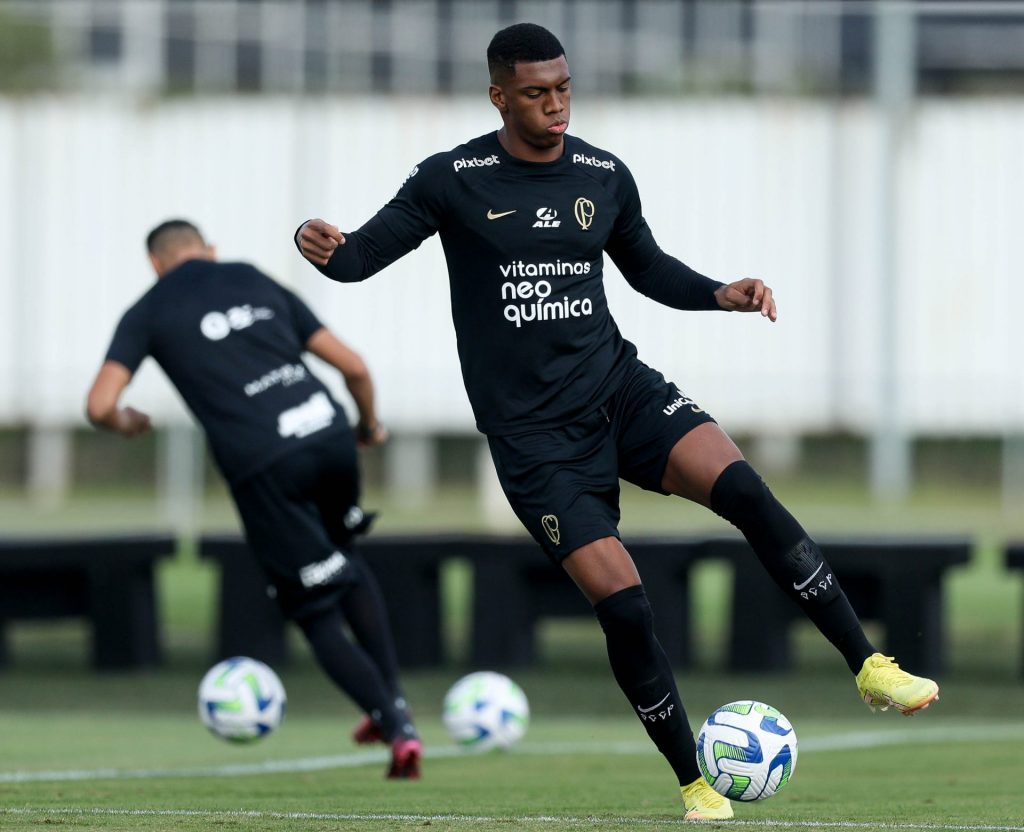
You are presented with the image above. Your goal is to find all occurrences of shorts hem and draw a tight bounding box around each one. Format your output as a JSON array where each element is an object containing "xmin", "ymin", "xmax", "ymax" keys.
[{"xmin": 543, "ymin": 526, "xmax": 621, "ymax": 563}]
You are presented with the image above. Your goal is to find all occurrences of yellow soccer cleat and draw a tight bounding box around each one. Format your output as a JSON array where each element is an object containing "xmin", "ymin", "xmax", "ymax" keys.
[
  {"xmin": 856, "ymin": 653, "xmax": 939, "ymax": 715},
  {"xmin": 681, "ymin": 776, "xmax": 734, "ymax": 821}
]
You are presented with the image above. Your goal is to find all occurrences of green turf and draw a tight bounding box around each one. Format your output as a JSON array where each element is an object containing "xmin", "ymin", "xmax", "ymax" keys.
[
  {"xmin": 1, "ymin": 714, "xmax": 1023, "ymax": 831},
  {"xmin": 1, "ymin": 479, "xmax": 1023, "ymax": 830}
]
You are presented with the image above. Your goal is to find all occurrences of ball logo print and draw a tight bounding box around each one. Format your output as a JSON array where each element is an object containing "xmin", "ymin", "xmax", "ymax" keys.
[
  {"xmin": 199, "ymin": 305, "xmax": 274, "ymax": 341},
  {"xmin": 200, "ymin": 311, "xmax": 231, "ymax": 341},
  {"xmin": 197, "ymin": 656, "xmax": 287, "ymax": 742},
  {"xmin": 696, "ymin": 700, "xmax": 797, "ymax": 801},
  {"xmin": 443, "ymin": 671, "xmax": 529, "ymax": 751}
]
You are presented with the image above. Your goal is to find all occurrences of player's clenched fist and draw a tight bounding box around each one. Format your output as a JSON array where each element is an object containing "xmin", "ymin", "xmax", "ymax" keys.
[
  {"xmin": 296, "ymin": 218, "xmax": 345, "ymax": 266},
  {"xmin": 714, "ymin": 278, "xmax": 778, "ymax": 322},
  {"xmin": 116, "ymin": 406, "xmax": 152, "ymax": 437}
]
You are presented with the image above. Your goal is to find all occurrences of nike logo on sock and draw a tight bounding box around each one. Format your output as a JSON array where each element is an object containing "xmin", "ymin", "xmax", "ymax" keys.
[
  {"xmin": 637, "ymin": 692, "xmax": 671, "ymax": 714},
  {"xmin": 793, "ymin": 562, "xmax": 824, "ymax": 591}
]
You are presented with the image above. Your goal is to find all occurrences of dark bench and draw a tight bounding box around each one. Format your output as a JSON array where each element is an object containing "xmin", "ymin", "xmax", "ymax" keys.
[
  {"xmin": 1007, "ymin": 544, "xmax": 1024, "ymax": 676},
  {"xmin": 717, "ymin": 535, "xmax": 971, "ymax": 676},
  {"xmin": 198, "ymin": 534, "xmax": 449, "ymax": 668},
  {"xmin": 198, "ymin": 533, "xmax": 972, "ymax": 675},
  {"xmin": 0, "ymin": 534, "xmax": 176, "ymax": 670},
  {"xmin": 467, "ymin": 536, "xmax": 709, "ymax": 668},
  {"xmin": 199, "ymin": 533, "xmax": 708, "ymax": 669}
]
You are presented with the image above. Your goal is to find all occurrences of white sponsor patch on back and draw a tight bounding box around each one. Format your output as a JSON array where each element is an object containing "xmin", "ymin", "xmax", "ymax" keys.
[
  {"xmin": 299, "ymin": 550, "xmax": 348, "ymax": 588},
  {"xmin": 277, "ymin": 391, "xmax": 335, "ymax": 438}
]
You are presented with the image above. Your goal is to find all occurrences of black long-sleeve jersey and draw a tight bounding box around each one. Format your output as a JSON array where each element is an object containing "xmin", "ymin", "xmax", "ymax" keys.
[
  {"xmin": 106, "ymin": 260, "xmax": 351, "ymax": 484},
  {"xmin": 314, "ymin": 131, "xmax": 724, "ymax": 435}
]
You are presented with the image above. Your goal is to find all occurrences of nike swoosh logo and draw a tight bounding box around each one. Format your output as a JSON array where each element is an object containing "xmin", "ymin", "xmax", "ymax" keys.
[
  {"xmin": 793, "ymin": 563, "xmax": 824, "ymax": 591},
  {"xmin": 637, "ymin": 693, "xmax": 671, "ymax": 714},
  {"xmin": 487, "ymin": 209, "xmax": 516, "ymax": 220}
]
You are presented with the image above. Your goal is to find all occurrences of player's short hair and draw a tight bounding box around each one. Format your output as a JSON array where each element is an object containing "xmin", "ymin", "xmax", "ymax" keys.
[
  {"xmin": 146, "ymin": 219, "xmax": 205, "ymax": 256},
  {"xmin": 487, "ymin": 23, "xmax": 565, "ymax": 83}
]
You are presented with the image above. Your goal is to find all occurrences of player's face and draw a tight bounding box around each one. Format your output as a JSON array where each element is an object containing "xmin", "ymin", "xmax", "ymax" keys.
[{"xmin": 494, "ymin": 56, "xmax": 571, "ymax": 153}]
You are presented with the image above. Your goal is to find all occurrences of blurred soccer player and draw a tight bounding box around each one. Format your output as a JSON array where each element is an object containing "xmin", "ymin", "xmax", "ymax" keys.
[
  {"xmin": 86, "ymin": 219, "xmax": 422, "ymax": 779},
  {"xmin": 295, "ymin": 23, "xmax": 939, "ymax": 817}
]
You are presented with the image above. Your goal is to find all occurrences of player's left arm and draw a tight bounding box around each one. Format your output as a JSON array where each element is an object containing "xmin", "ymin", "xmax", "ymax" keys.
[
  {"xmin": 605, "ymin": 164, "xmax": 777, "ymax": 321},
  {"xmin": 712, "ymin": 277, "xmax": 777, "ymax": 320},
  {"xmin": 85, "ymin": 361, "xmax": 152, "ymax": 437},
  {"xmin": 305, "ymin": 328, "xmax": 387, "ymax": 448}
]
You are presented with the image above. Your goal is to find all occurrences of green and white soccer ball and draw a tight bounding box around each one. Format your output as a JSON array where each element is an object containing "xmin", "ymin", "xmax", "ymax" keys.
[
  {"xmin": 443, "ymin": 671, "xmax": 529, "ymax": 751},
  {"xmin": 198, "ymin": 656, "xmax": 287, "ymax": 743},
  {"xmin": 697, "ymin": 700, "xmax": 797, "ymax": 801}
]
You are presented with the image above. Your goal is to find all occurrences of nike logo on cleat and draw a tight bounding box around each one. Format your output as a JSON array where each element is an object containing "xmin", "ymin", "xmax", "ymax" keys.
[
  {"xmin": 487, "ymin": 209, "xmax": 516, "ymax": 220},
  {"xmin": 793, "ymin": 563, "xmax": 823, "ymax": 591}
]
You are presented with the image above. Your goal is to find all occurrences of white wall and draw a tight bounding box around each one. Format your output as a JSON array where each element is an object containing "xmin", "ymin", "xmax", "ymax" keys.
[{"xmin": 0, "ymin": 96, "xmax": 1017, "ymax": 435}]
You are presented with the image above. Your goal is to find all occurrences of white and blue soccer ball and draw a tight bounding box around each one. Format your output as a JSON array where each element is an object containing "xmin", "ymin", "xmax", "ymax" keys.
[
  {"xmin": 443, "ymin": 671, "xmax": 529, "ymax": 751},
  {"xmin": 697, "ymin": 700, "xmax": 797, "ymax": 801},
  {"xmin": 198, "ymin": 656, "xmax": 287, "ymax": 743}
]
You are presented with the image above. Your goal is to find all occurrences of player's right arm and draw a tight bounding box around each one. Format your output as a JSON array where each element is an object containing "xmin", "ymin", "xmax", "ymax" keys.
[
  {"xmin": 295, "ymin": 156, "xmax": 446, "ymax": 282},
  {"xmin": 87, "ymin": 301, "xmax": 153, "ymax": 437},
  {"xmin": 295, "ymin": 219, "xmax": 345, "ymax": 266},
  {"xmin": 295, "ymin": 213, "xmax": 421, "ymax": 282},
  {"xmin": 85, "ymin": 361, "xmax": 151, "ymax": 437}
]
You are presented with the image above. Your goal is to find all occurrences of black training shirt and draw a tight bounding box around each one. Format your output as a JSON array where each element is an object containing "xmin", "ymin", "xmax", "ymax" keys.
[
  {"xmin": 106, "ymin": 260, "xmax": 350, "ymax": 484},
  {"xmin": 312, "ymin": 131, "xmax": 723, "ymax": 435}
]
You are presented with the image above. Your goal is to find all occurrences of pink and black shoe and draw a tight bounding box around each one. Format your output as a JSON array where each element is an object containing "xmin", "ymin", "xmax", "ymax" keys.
[
  {"xmin": 387, "ymin": 737, "xmax": 422, "ymax": 780},
  {"xmin": 351, "ymin": 714, "xmax": 385, "ymax": 745}
]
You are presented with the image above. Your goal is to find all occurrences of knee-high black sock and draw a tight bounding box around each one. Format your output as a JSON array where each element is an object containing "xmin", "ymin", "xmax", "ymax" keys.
[
  {"xmin": 594, "ymin": 585, "xmax": 700, "ymax": 786},
  {"xmin": 710, "ymin": 460, "xmax": 875, "ymax": 673},
  {"xmin": 339, "ymin": 563, "xmax": 404, "ymax": 697},
  {"xmin": 338, "ymin": 561, "xmax": 413, "ymax": 721},
  {"xmin": 297, "ymin": 602, "xmax": 417, "ymax": 740}
]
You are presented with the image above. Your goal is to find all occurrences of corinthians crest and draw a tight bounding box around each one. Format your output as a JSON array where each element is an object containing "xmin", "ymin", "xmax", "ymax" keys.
[
  {"xmin": 541, "ymin": 514, "xmax": 560, "ymax": 545},
  {"xmin": 574, "ymin": 197, "xmax": 595, "ymax": 231}
]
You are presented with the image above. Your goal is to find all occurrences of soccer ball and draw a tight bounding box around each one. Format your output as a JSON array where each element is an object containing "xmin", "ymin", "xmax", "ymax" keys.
[
  {"xmin": 696, "ymin": 700, "xmax": 797, "ymax": 801},
  {"xmin": 198, "ymin": 656, "xmax": 287, "ymax": 743},
  {"xmin": 442, "ymin": 671, "xmax": 529, "ymax": 751}
]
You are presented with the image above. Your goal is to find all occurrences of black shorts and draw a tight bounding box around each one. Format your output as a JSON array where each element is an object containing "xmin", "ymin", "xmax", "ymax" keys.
[
  {"xmin": 487, "ymin": 358, "xmax": 715, "ymax": 561},
  {"xmin": 230, "ymin": 436, "xmax": 367, "ymax": 621}
]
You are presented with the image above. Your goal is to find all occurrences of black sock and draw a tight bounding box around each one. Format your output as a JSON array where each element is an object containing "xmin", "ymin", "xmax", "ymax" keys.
[
  {"xmin": 338, "ymin": 562, "xmax": 414, "ymax": 725},
  {"xmin": 339, "ymin": 563, "xmax": 406, "ymax": 702},
  {"xmin": 594, "ymin": 585, "xmax": 700, "ymax": 786},
  {"xmin": 710, "ymin": 460, "xmax": 876, "ymax": 674},
  {"xmin": 297, "ymin": 602, "xmax": 417, "ymax": 741}
]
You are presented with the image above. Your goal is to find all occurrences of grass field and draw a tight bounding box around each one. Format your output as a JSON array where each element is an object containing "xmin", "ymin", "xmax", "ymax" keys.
[{"xmin": 1, "ymin": 478, "xmax": 1023, "ymax": 831}]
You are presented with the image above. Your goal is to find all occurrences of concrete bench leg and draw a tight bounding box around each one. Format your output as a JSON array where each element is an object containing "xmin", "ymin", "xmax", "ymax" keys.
[
  {"xmin": 728, "ymin": 558, "xmax": 794, "ymax": 672},
  {"xmin": 369, "ymin": 557, "xmax": 443, "ymax": 668},
  {"xmin": 471, "ymin": 556, "xmax": 537, "ymax": 667},
  {"xmin": 882, "ymin": 574, "xmax": 944, "ymax": 677},
  {"xmin": 214, "ymin": 554, "xmax": 288, "ymax": 667},
  {"xmin": 642, "ymin": 567, "xmax": 693, "ymax": 668},
  {"xmin": 89, "ymin": 563, "xmax": 163, "ymax": 670}
]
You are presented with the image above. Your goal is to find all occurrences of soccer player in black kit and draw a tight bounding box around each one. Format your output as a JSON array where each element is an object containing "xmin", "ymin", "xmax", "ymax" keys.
[
  {"xmin": 87, "ymin": 220, "xmax": 422, "ymax": 779},
  {"xmin": 295, "ymin": 24, "xmax": 939, "ymax": 819}
]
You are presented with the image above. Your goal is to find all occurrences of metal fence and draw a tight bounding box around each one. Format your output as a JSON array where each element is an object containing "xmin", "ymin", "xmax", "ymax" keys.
[
  {"xmin": 2, "ymin": 0, "xmax": 1023, "ymax": 509},
  {"xmin": 3, "ymin": 0, "xmax": 1024, "ymax": 97}
]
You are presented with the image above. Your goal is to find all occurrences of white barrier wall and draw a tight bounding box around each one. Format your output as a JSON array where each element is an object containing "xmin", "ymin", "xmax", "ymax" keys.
[{"xmin": 0, "ymin": 96, "xmax": 1018, "ymax": 435}]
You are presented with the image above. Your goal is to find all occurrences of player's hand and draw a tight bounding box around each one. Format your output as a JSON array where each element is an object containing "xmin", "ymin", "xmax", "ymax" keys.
[
  {"xmin": 297, "ymin": 218, "xmax": 345, "ymax": 266},
  {"xmin": 356, "ymin": 421, "xmax": 389, "ymax": 449},
  {"xmin": 116, "ymin": 407, "xmax": 151, "ymax": 437},
  {"xmin": 714, "ymin": 278, "xmax": 777, "ymax": 322}
]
